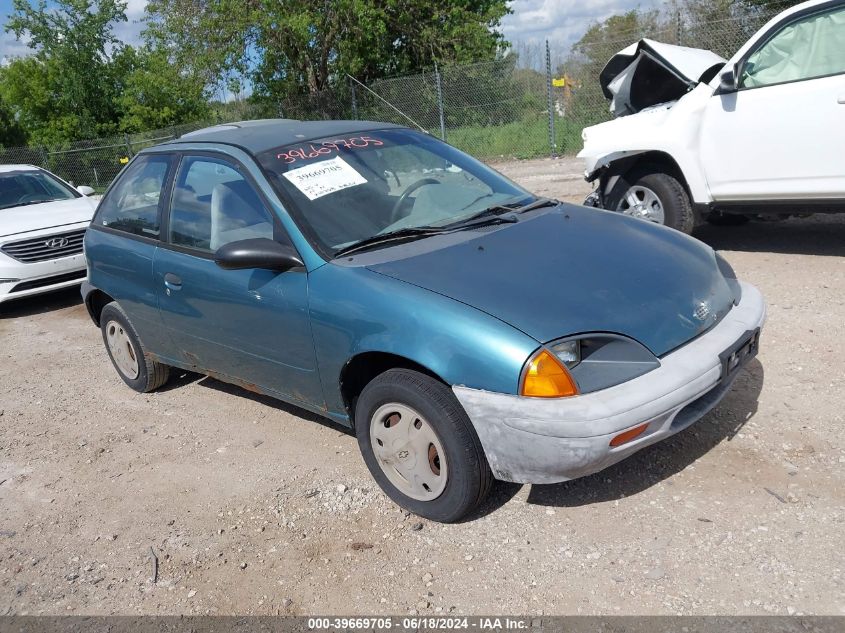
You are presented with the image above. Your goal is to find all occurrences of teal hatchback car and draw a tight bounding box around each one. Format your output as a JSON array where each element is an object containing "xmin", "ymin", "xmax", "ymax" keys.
[{"xmin": 83, "ymin": 119, "xmax": 765, "ymax": 521}]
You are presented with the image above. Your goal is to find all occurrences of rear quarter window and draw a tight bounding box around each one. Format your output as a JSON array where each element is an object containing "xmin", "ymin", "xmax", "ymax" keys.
[{"xmin": 95, "ymin": 154, "xmax": 174, "ymax": 238}]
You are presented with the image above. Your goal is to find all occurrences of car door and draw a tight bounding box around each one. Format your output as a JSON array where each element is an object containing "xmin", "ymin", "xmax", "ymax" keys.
[
  {"xmin": 699, "ymin": 2, "xmax": 845, "ymax": 201},
  {"xmin": 153, "ymin": 152, "xmax": 324, "ymax": 409}
]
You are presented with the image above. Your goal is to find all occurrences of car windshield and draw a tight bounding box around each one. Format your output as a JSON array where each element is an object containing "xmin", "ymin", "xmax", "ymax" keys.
[
  {"xmin": 0, "ymin": 169, "xmax": 79, "ymax": 210},
  {"xmin": 256, "ymin": 128, "xmax": 533, "ymax": 256}
]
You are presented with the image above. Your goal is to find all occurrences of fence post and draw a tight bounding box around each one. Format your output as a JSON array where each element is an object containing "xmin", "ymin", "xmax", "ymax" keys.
[
  {"xmin": 124, "ymin": 133, "xmax": 134, "ymax": 158},
  {"xmin": 434, "ymin": 62, "xmax": 447, "ymax": 142},
  {"xmin": 546, "ymin": 40, "xmax": 557, "ymax": 159},
  {"xmin": 349, "ymin": 76, "xmax": 359, "ymax": 120},
  {"xmin": 38, "ymin": 146, "xmax": 48, "ymax": 168},
  {"xmin": 676, "ymin": 10, "xmax": 682, "ymax": 45}
]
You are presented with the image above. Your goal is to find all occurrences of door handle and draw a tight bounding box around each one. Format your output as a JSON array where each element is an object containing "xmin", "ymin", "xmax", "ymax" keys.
[
  {"xmin": 164, "ymin": 273, "xmax": 182, "ymax": 291},
  {"xmin": 838, "ymin": 95, "xmax": 845, "ymax": 104}
]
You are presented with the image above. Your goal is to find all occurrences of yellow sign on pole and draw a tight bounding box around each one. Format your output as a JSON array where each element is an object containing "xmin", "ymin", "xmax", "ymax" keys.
[{"xmin": 552, "ymin": 78, "xmax": 566, "ymax": 87}]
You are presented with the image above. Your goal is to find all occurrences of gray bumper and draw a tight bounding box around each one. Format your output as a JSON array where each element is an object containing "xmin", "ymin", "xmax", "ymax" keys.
[{"xmin": 453, "ymin": 281, "xmax": 767, "ymax": 484}]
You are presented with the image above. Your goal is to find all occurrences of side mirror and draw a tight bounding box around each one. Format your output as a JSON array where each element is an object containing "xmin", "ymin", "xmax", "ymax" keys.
[
  {"xmin": 77, "ymin": 185, "xmax": 95, "ymax": 196},
  {"xmin": 718, "ymin": 67, "xmax": 738, "ymax": 93},
  {"xmin": 214, "ymin": 238, "xmax": 303, "ymax": 272}
]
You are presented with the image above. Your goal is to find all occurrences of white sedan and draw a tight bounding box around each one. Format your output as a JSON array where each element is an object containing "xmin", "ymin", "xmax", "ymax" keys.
[{"xmin": 0, "ymin": 165, "xmax": 98, "ymax": 304}]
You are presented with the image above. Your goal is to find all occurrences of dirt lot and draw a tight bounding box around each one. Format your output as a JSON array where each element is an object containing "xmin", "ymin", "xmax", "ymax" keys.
[{"xmin": 1, "ymin": 157, "xmax": 844, "ymax": 616}]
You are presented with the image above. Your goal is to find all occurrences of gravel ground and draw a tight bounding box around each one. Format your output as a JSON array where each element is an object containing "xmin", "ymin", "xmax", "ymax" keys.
[{"xmin": 1, "ymin": 157, "xmax": 843, "ymax": 616}]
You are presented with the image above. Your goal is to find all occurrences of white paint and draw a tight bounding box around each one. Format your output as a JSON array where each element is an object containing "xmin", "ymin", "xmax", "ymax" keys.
[{"xmin": 578, "ymin": 0, "xmax": 845, "ymax": 206}]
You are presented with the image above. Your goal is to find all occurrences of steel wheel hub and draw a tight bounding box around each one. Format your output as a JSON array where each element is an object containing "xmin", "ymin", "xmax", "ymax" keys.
[
  {"xmin": 616, "ymin": 185, "xmax": 665, "ymax": 224},
  {"xmin": 369, "ymin": 403, "xmax": 448, "ymax": 501},
  {"xmin": 105, "ymin": 320, "xmax": 139, "ymax": 380}
]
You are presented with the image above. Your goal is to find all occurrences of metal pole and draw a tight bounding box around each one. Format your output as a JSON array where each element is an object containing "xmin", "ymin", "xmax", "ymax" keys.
[
  {"xmin": 350, "ymin": 76, "xmax": 359, "ymax": 120},
  {"xmin": 676, "ymin": 10, "xmax": 682, "ymax": 45},
  {"xmin": 434, "ymin": 62, "xmax": 446, "ymax": 142},
  {"xmin": 546, "ymin": 40, "xmax": 556, "ymax": 158},
  {"xmin": 124, "ymin": 133, "xmax": 134, "ymax": 158}
]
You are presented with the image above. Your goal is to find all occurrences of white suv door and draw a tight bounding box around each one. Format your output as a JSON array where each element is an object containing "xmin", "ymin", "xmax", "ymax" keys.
[{"xmin": 699, "ymin": 2, "xmax": 845, "ymax": 202}]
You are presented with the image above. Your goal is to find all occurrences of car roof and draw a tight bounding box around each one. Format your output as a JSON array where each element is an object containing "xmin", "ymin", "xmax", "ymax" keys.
[
  {"xmin": 158, "ymin": 118, "xmax": 407, "ymax": 155},
  {"xmin": 0, "ymin": 164, "xmax": 40, "ymax": 173}
]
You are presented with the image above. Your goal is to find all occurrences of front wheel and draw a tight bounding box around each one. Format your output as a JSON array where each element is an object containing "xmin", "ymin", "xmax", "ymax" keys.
[
  {"xmin": 355, "ymin": 369, "xmax": 492, "ymax": 523},
  {"xmin": 605, "ymin": 167, "xmax": 695, "ymax": 233}
]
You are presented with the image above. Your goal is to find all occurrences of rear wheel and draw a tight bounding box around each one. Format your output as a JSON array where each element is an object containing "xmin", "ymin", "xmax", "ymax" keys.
[
  {"xmin": 100, "ymin": 302, "xmax": 169, "ymax": 393},
  {"xmin": 355, "ymin": 368, "xmax": 492, "ymax": 523},
  {"xmin": 606, "ymin": 166, "xmax": 695, "ymax": 233}
]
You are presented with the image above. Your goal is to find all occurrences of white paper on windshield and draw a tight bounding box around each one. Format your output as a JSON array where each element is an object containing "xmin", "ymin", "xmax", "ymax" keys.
[{"xmin": 282, "ymin": 156, "xmax": 367, "ymax": 200}]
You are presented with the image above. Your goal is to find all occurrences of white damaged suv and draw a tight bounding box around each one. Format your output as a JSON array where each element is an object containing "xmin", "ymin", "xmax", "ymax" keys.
[{"xmin": 578, "ymin": 0, "xmax": 845, "ymax": 233}]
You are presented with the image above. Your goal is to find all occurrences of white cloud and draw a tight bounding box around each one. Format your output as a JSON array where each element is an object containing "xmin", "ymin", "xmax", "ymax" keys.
[
  {"xmin": 0, "ymin": 0, "xmax": 149, "ymax": 60},
  {"xmin": 502, "ymin": 0, "xmax": 662, "ymax": 55}
]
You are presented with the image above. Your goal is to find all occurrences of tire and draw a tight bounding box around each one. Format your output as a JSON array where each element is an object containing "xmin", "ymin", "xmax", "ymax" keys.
[
  {"xmin": 705, "ymin": 211, "xmax": 750, "ymax": 226},
  {"xmin": 606, "ymin": 166, "xmax": 695, "ymax": 234},
  {"xmin": 355, "ymin": 368, "xmax": 493, "ymax": 523},
  {"xmin": 100, "ymin": 302, "xmax": 169, "ymax": 393}
]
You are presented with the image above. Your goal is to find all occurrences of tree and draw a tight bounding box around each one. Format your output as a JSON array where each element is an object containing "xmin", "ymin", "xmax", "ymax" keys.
[
  {"xmin": 0, "ymin": 94, "xmax": 27, "ymax": 148},
  {"xmin": 143, "ymin": 0, "xmax": 511, "ymax": 104},
  {"xmin": 4, "ymin": 0, "xmax": 127, "ymax": 142},
  {"xmin": 1, "ymin": 0, "xmax": 212, "ymax": 144},
  {"xmin": 114, "ymin": 47, "xmax": 210, "ymax": 133}
]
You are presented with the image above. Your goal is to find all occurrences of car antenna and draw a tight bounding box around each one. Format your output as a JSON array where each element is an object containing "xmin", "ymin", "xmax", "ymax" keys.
[{"xmin": 345, "ymin": 74, "xmax": 428, "ymax": 134}]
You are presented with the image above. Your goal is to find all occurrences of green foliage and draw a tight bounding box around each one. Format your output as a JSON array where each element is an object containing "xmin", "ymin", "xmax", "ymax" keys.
[
  {"xmin": 3, "ymin": 0, "xmax": 127, "ymax": 143},
  {"xmin": 115, "ymin": 47, "xmax": 211, "ymax": 133},
  {"xmin": 143, "ymin": 0, "xmax": 511, "ymax": 103},
  {"xmin": 1, "ymin": 0, "xmax": 209, "ymax": 145}
]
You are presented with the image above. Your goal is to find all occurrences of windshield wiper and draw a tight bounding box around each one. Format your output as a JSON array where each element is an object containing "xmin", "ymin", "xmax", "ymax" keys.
[
  {"xmin": 334, "ymin": 226, "xmax": 448, "ymax": 257},
  {"xmin": 2, "ymin": 198, "xmax": 62, "ymax": 209},
  {"xmin": 441, "ymin": 196, "xmax": 558, "ymax": 230},
  {"xmin": 333, "ymin": 198, "xmax": 558, "ymax": 258},
  {"xmin": 334, "ymin": 212, "xmax": 522, "ymax": 258},
  {"xmin": 496, "ymin": 196, "xmax": 559, "ymax": 214}
]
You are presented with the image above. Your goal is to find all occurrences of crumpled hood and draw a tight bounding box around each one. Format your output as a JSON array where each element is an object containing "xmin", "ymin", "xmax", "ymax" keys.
[
  {"xmin": 600, "ymin": 38, "xmax": 725, "ymax": 116},
  {"xmin": 367, "ymin": 206, "xmax": 736, "ymax": 357},
  {"xmin": 0, "ymin": 196, "xmax": 97, "ymax": 238}
]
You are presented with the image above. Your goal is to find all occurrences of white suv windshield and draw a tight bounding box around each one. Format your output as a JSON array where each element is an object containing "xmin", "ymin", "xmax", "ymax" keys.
[
  {"xmin": 257, "ymin": 128, "xmax": 531, "ymax": 255},
  {"xmin": 0, "ymin": 170, "xmax": 78, "ymax": 210}
]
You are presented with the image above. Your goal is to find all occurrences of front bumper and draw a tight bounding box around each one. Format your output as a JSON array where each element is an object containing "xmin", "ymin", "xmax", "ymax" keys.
[
  {"xmin": 453, "ymin": 281, "xmax": 766, "ymax": 484},
  {"xmin": 0, "ymin": 223, "xmax": 89, "ymax": 304}
]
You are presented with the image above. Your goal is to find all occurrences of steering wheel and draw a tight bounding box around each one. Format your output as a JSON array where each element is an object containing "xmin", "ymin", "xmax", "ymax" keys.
[{"xmin": 389, "ymin": 178, "xmax": 441, "ymax": 224}]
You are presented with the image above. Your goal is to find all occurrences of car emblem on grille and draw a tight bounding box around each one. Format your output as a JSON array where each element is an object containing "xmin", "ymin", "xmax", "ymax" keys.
[
  {"xmin": 693, "ymin": 301, "xmax": 712, "ymax": 322},
  {"xmin": 45, "ymin": 237, "xmax": 69, "ymax": 248}
]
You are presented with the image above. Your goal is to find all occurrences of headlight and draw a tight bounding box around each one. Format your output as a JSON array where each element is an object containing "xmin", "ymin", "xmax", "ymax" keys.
[
  {"xmin": 521, "ymin": 334, "xmax": 659, "ymax": 397},
  {"xmin": 550, "ymin": 339, "xmax": 580, "ymax": 368}
]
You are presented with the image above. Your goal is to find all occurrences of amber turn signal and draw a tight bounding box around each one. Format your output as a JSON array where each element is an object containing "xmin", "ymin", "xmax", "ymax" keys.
[
  {"xmin": 520, "ymin": 349, "xmax": 579, "ymax": 398},
  {"xmin": 609, "ymin": 422, "xmax": 649, "ymax": 447}
]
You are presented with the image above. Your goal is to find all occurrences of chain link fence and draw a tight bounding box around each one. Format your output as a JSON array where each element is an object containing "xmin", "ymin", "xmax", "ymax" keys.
[{"xmin": 0, "ymin": 7, "xmax": 782, "ymax": 190}]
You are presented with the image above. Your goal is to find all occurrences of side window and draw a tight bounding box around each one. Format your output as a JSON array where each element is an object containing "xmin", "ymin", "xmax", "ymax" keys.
[
  {"xmin": 168, "ymin": 156, "xmax": 275, "ymax": 252},
  {"xmin": 96, "ymin": 154, "xmax": 172, "ymax": 238},
  {"xmin": 741, "ymin": 5, "xmax": 845, "ymax": 88}
]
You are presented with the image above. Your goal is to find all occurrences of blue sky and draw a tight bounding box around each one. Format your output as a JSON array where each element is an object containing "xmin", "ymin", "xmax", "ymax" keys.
[{"xmin": 0, "ymin": 0, "xmax": 661, "ymax": 62}]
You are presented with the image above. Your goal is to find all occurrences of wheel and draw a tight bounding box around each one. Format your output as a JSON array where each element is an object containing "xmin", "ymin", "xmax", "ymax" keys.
[
  {"xmin": 355, "ymin": 368, "xmax": 493, "ymax": 523},
  {"xmin": 606, "ymin": 166, "xmax": 695, "ymax": 233},
  {"xmin": 706, "ymin": 211, "xmax": 750, "ymax": 226},
  {"xmin": 100, "ymin": 302, "xmax": 169, "ymax": 393}
]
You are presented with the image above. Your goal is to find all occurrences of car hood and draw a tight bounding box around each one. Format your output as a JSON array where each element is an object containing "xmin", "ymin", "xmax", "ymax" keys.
[
  {"xmin": 600, "ymin": 38, "xmax": 725, "ymax": 117},
  {"xmin": 366, "ymin": 206, "xmax": 736, "ymax": 357},
  {"xmin": 0, "ymin": 196, "xmax": 97, "ymax": 238}
]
